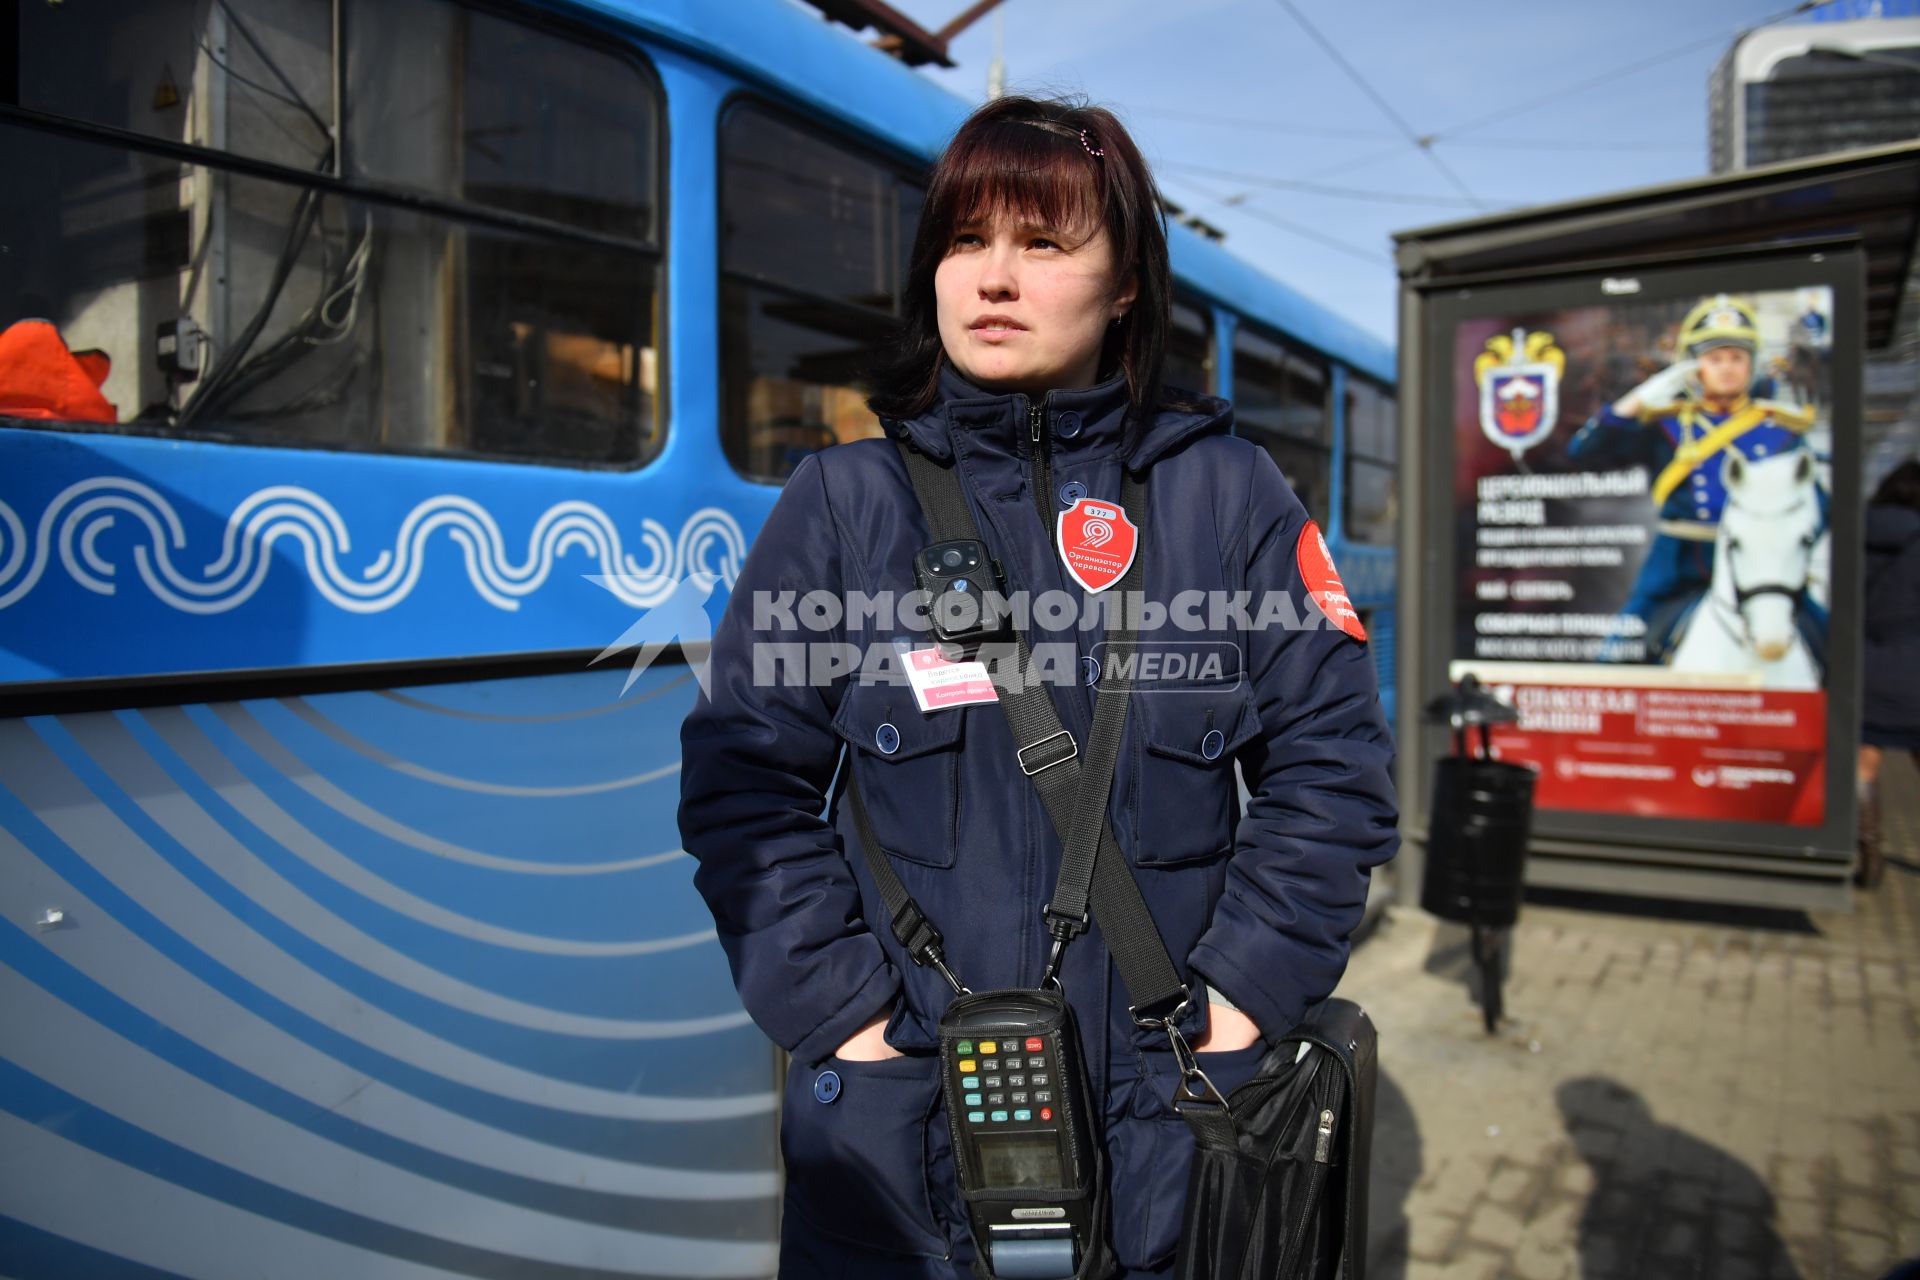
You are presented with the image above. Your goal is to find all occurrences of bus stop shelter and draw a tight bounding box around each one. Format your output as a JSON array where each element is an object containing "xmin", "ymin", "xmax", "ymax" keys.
[{"xmin": 1393, "ymin": 141, "xmax": 1920, "ymax": 911}]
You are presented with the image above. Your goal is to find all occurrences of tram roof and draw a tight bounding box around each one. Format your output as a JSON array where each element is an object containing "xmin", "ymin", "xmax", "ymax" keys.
[
  {"xmin": 560, "ymin": 0, "xmax": 1396, "ymax": 384},
  {"xmin": 1394, "ymin": 140, "xmax": 1920, "ymax": 350}
]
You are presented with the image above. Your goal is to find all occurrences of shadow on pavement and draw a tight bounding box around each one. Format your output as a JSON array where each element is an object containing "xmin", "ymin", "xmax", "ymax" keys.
[
  {"xmin": 1364, "ymin": 1067, "xmax": 1422, "ymax": 1280},
  {"xmin": 1557, "ymin": 1076, "xmax": 1799, "ymax": 1279},
  {"xmin": 1524, "ymin": 886, "xmax": 1821, "ymax": 936},
  {"xmin": 1420, "ymin": 919, "xmax": 1509, "ymax": 1017}
]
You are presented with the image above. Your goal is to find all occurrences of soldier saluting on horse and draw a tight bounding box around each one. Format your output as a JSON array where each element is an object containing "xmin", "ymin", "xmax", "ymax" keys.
[{"xmin": 1567, "ymin": 293, "xmax": 1830, "ymax": 670}]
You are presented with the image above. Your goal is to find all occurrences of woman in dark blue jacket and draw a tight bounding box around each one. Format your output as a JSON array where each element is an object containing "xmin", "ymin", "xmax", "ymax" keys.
[
  {"xmin": 1857, "ymin": 459, "xmax": 1920, "ymax": 888},
  {"xmin": 678, "ymin": 95, "xmax": 1399, "ymax": 1278}
]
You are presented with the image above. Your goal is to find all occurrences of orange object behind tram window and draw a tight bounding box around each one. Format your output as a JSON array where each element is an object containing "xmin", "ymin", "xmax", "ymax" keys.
[{"xmin": 0, "ymin": 319, "xmax": 120, "ymax": 425}]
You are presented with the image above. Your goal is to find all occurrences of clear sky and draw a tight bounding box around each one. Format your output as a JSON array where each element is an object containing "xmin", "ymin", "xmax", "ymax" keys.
[{"xmin": 887, "ymin": 0, "xmax": 1813, "ymax": 344}]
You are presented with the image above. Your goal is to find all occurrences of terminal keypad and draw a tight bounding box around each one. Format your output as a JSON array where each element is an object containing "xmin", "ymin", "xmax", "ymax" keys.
[{"xmin": 950, "ymin": 1034, "xmax": 1062, "ymax": 1130}]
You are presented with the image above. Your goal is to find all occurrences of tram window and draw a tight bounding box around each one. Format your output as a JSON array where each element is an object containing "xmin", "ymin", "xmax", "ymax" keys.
[
  {"xmin": 1164, "ymin": 296, "xmax": 1215, "ymax": 396},
  {"xmin": 1232, "ymin": 322, "xmax": 1330, "ymax": 523},
  {"xmin": 1, "ymin": 1, "xmax": 665, "ymax": 467},
  {"xmin": 1345, "ymin": 376, "xmax": 1398, "ymax": 545},
  {"xmin": 18, "ymin": 0, "xmax": 335, "ymax": 173},
  {"xmin": 720, "ymin": 102, "xmax": 925, "ymax": 483},
  {"xmin": 345, "ymin": 0, "xmax": 658, "ymax": 240},
  {"xmin": 19, "ymin": 0, "xmax": 660, "ymax": 243}
]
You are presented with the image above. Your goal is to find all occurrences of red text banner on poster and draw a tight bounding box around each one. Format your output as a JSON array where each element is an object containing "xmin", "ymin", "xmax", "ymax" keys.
[{"xmin": 1484, "ymin": 684, "xmax": 1827, "ymax": 826}]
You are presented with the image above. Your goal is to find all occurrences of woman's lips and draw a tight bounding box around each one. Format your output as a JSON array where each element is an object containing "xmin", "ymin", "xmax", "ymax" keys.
[{"xmin": 970, "ymin": 319, "xmax": 1026, "ymax": 341}]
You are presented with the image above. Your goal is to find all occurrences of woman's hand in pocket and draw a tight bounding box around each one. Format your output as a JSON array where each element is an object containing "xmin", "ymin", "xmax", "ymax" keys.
[
  {"xmin": 1191, "ymin": 1004, "xmax": 1263, "ymax": 1053},
  {"xmin": 832, "ymin": 1010, "xmax": 904, "ymax": 1061}
]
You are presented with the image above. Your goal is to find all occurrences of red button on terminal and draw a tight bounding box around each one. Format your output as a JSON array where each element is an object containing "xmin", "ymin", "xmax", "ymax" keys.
[
  {"xmin": 1040, "ymin": 1107, "xmax": 1052, "ymax": 1121},
  {"xmin": 1025, "ymin": 1037, "xmax": 1044, "ymax": 1052}
]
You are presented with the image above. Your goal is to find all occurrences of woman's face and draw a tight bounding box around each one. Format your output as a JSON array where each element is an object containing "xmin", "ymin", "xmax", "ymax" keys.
[{"xmin": 934, "ymin": 207, "xmax": 1136, "ymax": 397}]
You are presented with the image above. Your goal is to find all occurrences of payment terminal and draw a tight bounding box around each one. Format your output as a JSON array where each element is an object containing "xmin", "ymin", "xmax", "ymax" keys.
[{"xmin": 939, "ymin": 990, "xmax": 1099, "ymax": 1279}]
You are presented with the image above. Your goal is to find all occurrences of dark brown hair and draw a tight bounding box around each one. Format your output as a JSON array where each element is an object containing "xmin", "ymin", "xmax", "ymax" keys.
[{"xmin": 866, "ymin": 94, "xmax": 1203, "ymax": 454}]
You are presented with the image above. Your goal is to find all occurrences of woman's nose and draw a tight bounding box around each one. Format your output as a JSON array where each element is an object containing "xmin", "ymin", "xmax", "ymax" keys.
[{"xmin": 978, "ymin": 242, "xmax": 1018, "ymax": 298}]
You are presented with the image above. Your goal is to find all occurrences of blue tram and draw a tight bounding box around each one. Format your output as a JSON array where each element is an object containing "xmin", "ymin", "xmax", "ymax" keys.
[{"xmin": 0, "ymin": 1, "xmax": 1395, "ymax": 1275}]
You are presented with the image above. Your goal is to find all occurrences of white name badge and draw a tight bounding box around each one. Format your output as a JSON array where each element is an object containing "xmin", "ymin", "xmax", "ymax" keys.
[{"xmin": 903, "ymin": 645, "xmax": 999, "ymax": 713}]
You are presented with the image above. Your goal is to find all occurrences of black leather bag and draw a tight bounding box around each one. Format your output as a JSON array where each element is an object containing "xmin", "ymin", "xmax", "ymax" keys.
[{"xmin": 1174, "ymin": 999, "xmax": 1377, "ymax": 1280}]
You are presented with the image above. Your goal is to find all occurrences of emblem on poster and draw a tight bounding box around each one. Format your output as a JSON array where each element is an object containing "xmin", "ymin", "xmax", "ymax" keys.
[{"xmin": 1474, "ymin": 328, "xmax": 1565, "ymax": 462}]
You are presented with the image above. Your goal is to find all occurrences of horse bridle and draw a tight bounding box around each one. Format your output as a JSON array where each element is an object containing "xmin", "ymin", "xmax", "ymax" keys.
[{"xmin": 1709, "ymin": 523, "xmax": 1813, "ymax": 640}]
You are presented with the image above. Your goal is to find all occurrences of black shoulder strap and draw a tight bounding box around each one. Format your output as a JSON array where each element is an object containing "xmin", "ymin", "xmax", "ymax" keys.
[{"xmin": 841, "ymin": 436, "xmax": 1187, "ymax": 1021}]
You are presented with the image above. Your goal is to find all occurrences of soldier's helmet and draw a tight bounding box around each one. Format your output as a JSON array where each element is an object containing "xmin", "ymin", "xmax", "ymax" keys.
[{"xmin": 1677, "ymin": 294, "xmax": 1759, "ymax": 358}]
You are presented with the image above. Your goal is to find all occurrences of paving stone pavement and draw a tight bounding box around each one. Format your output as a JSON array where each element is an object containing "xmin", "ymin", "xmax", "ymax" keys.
[{"xmin": 1340, "ymin": 751, "xmax": 1920, "ymax": 1280}]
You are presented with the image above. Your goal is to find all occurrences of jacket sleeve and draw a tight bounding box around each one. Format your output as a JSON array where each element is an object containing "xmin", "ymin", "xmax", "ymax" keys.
[
  {"xmin": 677, "ymin": 452, "xmax": 900, "ymax": 1064},
  {"xmin": 1566, "ymin": 405, "xmax": 1658, "ymax": 469},
  {"xmin": 1187, "ymin": 448, "xmax": 1400, "ymax": 1041}
]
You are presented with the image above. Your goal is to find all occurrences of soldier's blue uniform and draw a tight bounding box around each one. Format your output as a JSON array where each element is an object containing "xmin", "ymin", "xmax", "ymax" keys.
[
  {"xmin": 678, "ymin": 363, "xmax": 1399, "ymax": 1277},
  {"xmin": 1568, "ymin": 393, "xmax": 1824, "ymax": 660}
]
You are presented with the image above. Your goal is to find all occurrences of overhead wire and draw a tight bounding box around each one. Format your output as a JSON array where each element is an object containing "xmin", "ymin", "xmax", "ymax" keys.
[
  {"xmin": 1128, "ymin": 103, "xmax": 1698, "ymax": 152},
  {"xmin": 1159, "ymin": 160, "xmax": 1495, "ymax": 208},
  {"xmin": 1149, "ymin": 0, "xmax": 1835, "ymax": 295},
  {"xmin": 1171, "ymin": 175, "xmax": 1391, "ymax": 267},
  {"xmin": 1273, "ymin": 0, "xmax": 1487, "ymax": 209},
  {"xmin": 1293, "ymin": 141, "xmax": 1420, "ymax": 184},
  {"xmin": 1126, "ymin": 107, "xmax": 1405, "ymax": 143},
  {"xmin": 1428, "ymin": 0, "xmax": 1829, "ymax": 141},
  {"xmin": 1144, "ymin": 0, "xmax": 1835, "ymax": 270},
  {"xmin": 1136, "ymin": 0, "xmax": 1824, "ymax": 202}
]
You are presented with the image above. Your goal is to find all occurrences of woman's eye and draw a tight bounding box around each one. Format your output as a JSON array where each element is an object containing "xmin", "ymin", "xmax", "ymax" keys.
[
  {"xmin": 1030, "ymin": 237, "xmax": 1060, "ymax": 250},
  {"xmin": 952, "ymin": 232, "xmax": 983, "ymax": 248}
]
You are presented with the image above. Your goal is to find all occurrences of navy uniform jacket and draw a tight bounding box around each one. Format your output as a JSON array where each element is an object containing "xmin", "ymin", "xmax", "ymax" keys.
[
  {"xmin": 677, "ymin": 362, "xmax": 1398, "ymax": 1268},
  {"xmin": 1568, "ymin": 394, "xmax": 1815, "ymax": 534}
]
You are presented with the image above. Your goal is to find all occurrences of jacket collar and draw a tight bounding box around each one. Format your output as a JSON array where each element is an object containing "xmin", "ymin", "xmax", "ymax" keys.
[{"xmin": 890, "ymin": 359, "xmax": 1234, "ymax": 473}]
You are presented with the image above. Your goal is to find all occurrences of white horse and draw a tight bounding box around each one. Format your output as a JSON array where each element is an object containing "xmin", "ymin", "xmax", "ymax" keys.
[{"xmin": 1669, "ymin": 449, "xmax": 1823, "ymax": 690}]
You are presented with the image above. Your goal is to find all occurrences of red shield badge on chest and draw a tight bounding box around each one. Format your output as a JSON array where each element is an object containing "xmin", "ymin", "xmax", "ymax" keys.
[{"xmin": 1057, "ymin": 497, "xmax": 1138, "ymax": 593}]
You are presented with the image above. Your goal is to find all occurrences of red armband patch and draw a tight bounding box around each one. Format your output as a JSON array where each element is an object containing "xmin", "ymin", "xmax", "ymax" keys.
[{"xmin": 1296, "ymin": 521, "xmax": 1367, "ymax": 642}]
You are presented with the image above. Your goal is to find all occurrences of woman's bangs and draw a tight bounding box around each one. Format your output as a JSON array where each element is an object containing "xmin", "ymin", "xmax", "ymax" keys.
[{"xmin": 943, "ymin": 123, "xmax": 1106, "ymax": 247}]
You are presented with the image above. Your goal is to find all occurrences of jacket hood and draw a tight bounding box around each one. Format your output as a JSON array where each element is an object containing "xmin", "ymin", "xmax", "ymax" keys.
[
  {"xmin": 887, "ymin": 359, "xmax": 1235, "ymax": 473},
  {"xmin": 1866, "ymin": 502, "xmax": 1920, "ymax": 551}
]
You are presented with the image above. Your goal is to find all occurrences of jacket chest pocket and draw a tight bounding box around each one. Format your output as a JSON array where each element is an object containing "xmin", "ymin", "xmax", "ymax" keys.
[
  {"xmin": 832, "ymin": 683, "xmax": 967, "ymax": 869},
  {"xmin": 1125, "ymin": 679, "xmax": 1262, "ymax": 866}
]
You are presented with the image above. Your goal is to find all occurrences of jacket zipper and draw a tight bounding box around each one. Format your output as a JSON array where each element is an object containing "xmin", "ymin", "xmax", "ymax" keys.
[
  {"xmin": 1281, "ymin": 1105, "xmax": 1337, "ymax": 1274},
  {"xmin": 1029, "ymin": 402, "xmax": 1053, "ymax": 552},
  {"xmin": 1021, "ymin": 398, "xmax": 1050, "ymax": 991}
]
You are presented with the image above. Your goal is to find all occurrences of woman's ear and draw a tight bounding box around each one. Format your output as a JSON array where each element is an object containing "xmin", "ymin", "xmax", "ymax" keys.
[{"xmin": 1112, "ymin": 270, "xmax": 1139, "ymax": 323}]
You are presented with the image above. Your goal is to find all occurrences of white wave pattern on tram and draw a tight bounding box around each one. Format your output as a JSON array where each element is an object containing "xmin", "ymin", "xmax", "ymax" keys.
[{"xmin": 0, "ymin": 479, "xmax": 746, "ymax": 614}]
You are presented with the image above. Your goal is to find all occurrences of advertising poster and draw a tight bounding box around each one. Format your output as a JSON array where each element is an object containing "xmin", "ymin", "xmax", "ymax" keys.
[{"xmin": 1449, "ymin": 285, "xmax": 1839, "ymax": 825}]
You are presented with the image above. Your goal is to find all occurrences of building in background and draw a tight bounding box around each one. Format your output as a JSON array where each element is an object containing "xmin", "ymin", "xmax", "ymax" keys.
[{"xmin": 1710, "ymin": 3, "xmax": 1920, "ymax": 484}]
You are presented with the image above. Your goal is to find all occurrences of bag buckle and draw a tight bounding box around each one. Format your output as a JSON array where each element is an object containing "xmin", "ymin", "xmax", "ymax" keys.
[
  {"xmin": 892, "ymin": 900, "xmax": 969, "ymax": 996},
  {"xmin": 1167, "ymin": 1021, "xmax": 1229, "ymax": 1109},
  {"xmin": 1128, "ymin": 991, "xmax": 1191, "ymax": 1033},
  {"xmin": 1016, "ymin": 729, "xmax": 1077, "ymax": 776},
  {"xmin": 1130, "ymin": 989, "xmax": 1227, "ymax": 1107},
  {"xmin": 1037, "ymin": 906, "xmax": 1088, "ymax": 990}
]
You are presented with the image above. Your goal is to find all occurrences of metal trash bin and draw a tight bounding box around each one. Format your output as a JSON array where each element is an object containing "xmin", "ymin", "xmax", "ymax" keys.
[{"xmin": 1421, "ymin": 674, "xmax": 1535, "ymax": 1030}]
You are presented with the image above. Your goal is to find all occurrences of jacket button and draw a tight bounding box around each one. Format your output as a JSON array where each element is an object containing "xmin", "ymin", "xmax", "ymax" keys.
[
  {"xmin": 814, "ymin": 1070, "xmax": 841, "ymax": 1104},
  {"xmin": 1056, "ymin": 410, "xmax": 1082, "ymax": 438},
  {"xmin": 1082, "ymin": 655, "xmax": 1100, "ymax": 686},
  {"xmin": 1059, "ymin": 480, "xmax": 1087, "ymax": 507},
  {"xmin": 1201, "ymin": 728, "xmax": 1225, "ymax": 760},
  {"xmin": 875, "ymin": 722, "xmax": 901, "ymax": 754}
]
